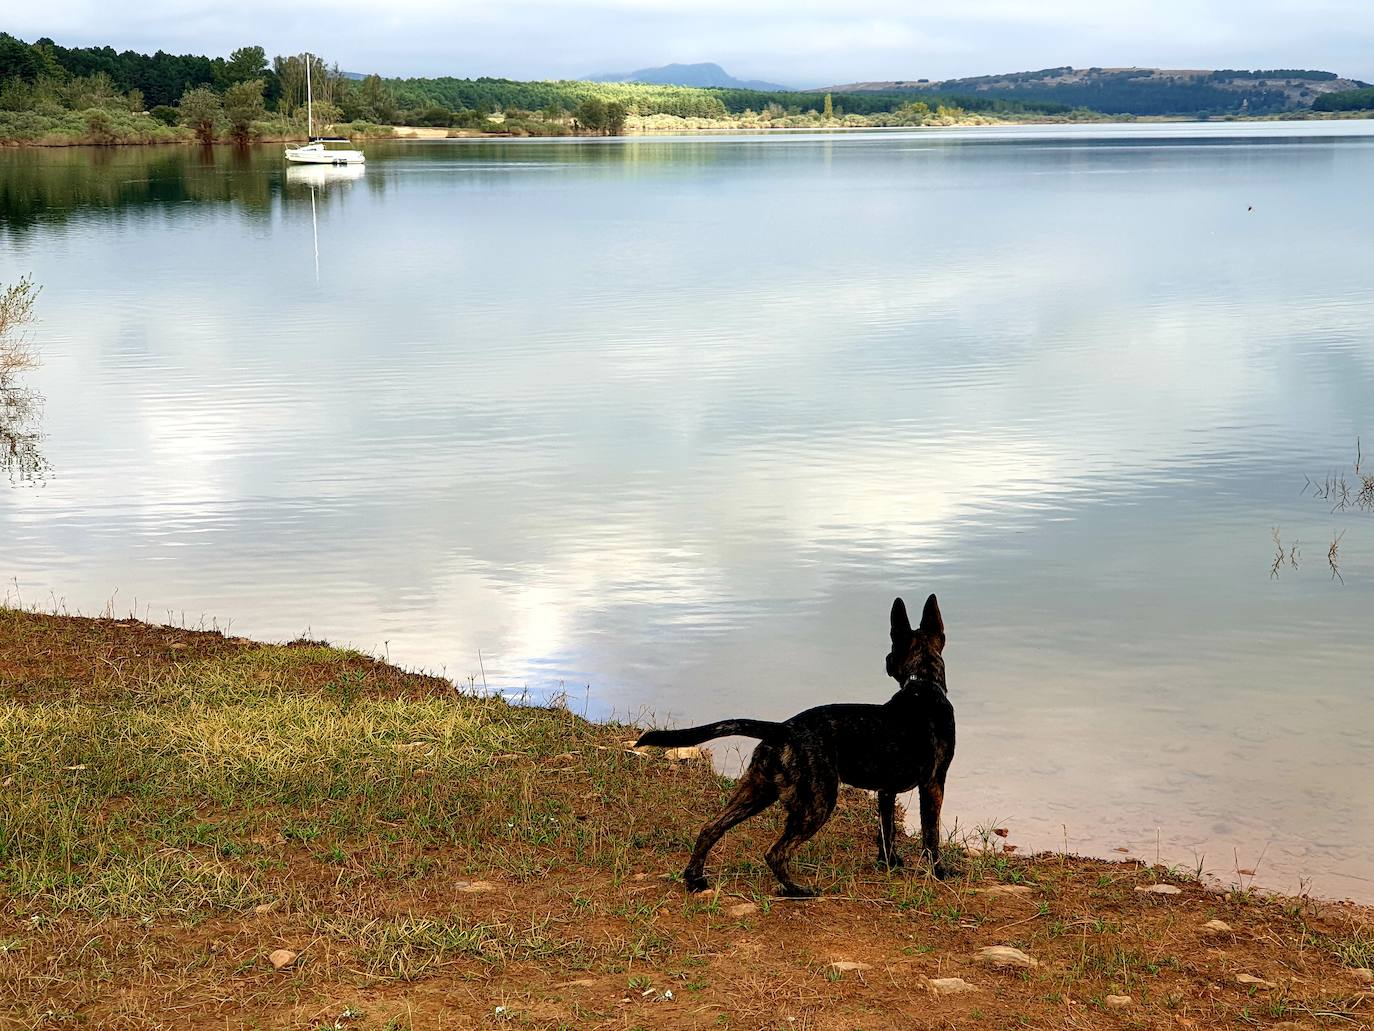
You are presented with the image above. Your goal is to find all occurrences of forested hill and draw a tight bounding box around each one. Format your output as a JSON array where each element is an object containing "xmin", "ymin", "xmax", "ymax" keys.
[
  {"xmin": 824, "ymin": 67, "xmax": 1370, "ymax": 116},
  {"xmin": 384, "ymin": 76, "xmax": 1071, "ymax": 119}
]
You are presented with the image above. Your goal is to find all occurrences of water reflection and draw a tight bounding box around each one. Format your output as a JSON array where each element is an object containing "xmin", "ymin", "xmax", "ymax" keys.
[
  {"xmin": 0, "ymin": 126, "xmax": 1372, "ymax": 900},
  {"xmin": 0, "ymin": 384, "xmax": 45, "ymax": 485},
  {"xmin": 284, "ymin": 163, "xmax": 367, "ymax": 283}
]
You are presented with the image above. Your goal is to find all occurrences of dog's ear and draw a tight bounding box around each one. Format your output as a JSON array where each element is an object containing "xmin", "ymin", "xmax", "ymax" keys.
[
  {"xmin": 920, "ymin": 594, "xmax": 944, "ymax": 648},
  {"xmin": 890, "ymin": 597, "xmax": 912, "ymax": 643}
]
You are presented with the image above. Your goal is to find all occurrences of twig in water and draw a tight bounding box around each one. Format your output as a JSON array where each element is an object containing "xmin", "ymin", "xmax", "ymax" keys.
[{"xmin": 1328, "ymin": 531, "xmax": 1345, "ymax": 584}]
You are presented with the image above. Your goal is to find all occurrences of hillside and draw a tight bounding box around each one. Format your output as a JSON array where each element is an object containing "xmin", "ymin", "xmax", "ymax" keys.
[
  {"xmin": 823, "ymin": 66, "xmax": 1372, "ymax": 116},
  {"xmin": 586, "ymin": 61, "xmax": 789, "ymax": 91}
]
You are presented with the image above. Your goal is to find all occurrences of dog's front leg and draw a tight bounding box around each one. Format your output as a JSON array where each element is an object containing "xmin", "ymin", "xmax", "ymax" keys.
[
  {"xmin": 918, "ymin": 781, "xmax": 949, "ymax": 879},
  {"xmin": 876, "ymin": 790, "xmax": 903, "ymax": 868}
]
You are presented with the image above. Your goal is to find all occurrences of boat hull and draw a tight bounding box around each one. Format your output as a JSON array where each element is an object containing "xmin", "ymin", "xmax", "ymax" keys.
[{"xmin": 285, "ymin": 148, "xmax": 365, "ymax": 165}]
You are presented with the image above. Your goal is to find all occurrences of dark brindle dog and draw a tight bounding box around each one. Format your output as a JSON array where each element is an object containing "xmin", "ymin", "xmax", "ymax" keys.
[{"xmin": 636, "ymin": 594, "xmax": 955, "ymax": 897}]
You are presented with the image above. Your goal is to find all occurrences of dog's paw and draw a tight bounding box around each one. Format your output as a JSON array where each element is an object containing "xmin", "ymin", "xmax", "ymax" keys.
[
  {"xmin": 683, "ymin": 874, "xmax": 711, "ymax": 894},
  {"xmin": 778, "ymin": 884, "xmax": 819, "ymax": 899},
  {"xmin": 878, "ymin": 853, "xmax": 905, "ymax": 870},
  {"xmin": 931, "ymin": 862, "xmax": 951, "ymax": 881}
]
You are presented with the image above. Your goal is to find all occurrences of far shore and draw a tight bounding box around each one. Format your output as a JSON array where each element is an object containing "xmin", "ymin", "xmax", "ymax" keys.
[
  {"xmin": 1, "ymin": 605, "xmax": 1371, "ymax": 1027},
  {"xmin": 3, "ymin": 109, "xmax": 1371, "ymax": 149}
]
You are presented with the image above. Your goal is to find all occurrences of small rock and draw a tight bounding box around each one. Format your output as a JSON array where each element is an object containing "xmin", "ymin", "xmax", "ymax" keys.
[
  {"xmin": 827, "ymin": 960, "xmax": 871, "ymax": 973},
  {"xmin": 664, "ymin": 746, "xmax": 705, "ymax": 762},
  {"xmin": 252, "ymin": 900, "xmax": 280, "ymax": 915},
  {"xmin": 976, "ymin": 884, "xmax": 1034, "ymax": 897},
  {"xmin": 267, "ymin": 949, "xmax": 297, "ymax": 970},
  {"xmin": 726, "ymin": 902, "xmax": 758, "ymax": 918},
  {"xmin": 1105, "ymin": 995, "xmax": 1133, "ymax": 1009},
  {"xmin": 928, "ymin": 977, "xmax": 978, "ymax": 995},
  {"xmin": 631, "ymin": 873, "xmax": 650, "ymax": 881},
  {"xmin": 1136, "ymin": 883, "xmax": 1182, "ymax": 895},
  {"xmin": 1352, "ymin": 968, "xmax": 1372, "ymax": 982},
  {"xmin": 455, "ymin": 880, "xmax": 497, "ymax": 893},
  {"xmin": 1236, "ymin": 973, "xmax": 1276, "ymax": 989},
  {"xmin": 1203, "ymin": 919, "xmax": 1232, "ymax": 933},
  {"xmin": 976, "ymin": 946, "xmax": 1038, "ymax": 968}
]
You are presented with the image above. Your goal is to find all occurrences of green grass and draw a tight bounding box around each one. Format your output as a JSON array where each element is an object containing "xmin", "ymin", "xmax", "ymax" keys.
[{"xmin": 0, "ymin": 627, "xmax": 646, "ymax": 918}]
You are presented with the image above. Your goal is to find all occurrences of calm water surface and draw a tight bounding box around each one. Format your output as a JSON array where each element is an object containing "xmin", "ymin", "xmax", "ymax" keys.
[{"xmin": 2, "ymin": 122, "xmax": 1372, "ymax": 899}]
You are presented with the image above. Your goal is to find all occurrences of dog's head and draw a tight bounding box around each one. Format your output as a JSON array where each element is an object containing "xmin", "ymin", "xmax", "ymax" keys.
[{"xmin": 885, "ymin": 594, "xmax": 945, "ymax": 686}]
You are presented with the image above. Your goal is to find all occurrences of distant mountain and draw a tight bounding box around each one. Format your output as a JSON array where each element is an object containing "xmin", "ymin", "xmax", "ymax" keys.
[
  {"xmin": 586, "ymin": 62, "xmax": 789, "ymax": 91},
  {"xmin": 819, "ymin": 66, "xmax": 1370, "ymax": 116}
]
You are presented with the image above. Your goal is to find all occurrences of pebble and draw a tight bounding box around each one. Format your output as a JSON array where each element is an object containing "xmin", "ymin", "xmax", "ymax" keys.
[
  {"xmin": 827, "ymin": 960, "xmax": 871, "ymax": 973},
  {"xmin": 1136, "ymin": 883, "xmax": 1182, "ymax": 895},
  {"xmin": 928, "ymin": 977, "xmax": 978, "ymax": 995},
  {"xmin": 976, "ymin": 945, "xmax": 1038, "ymax": 968},
  {"xmin": 454, "ymin": 880, "xmax": 497, "ymax": 892},
  {"xmin": 726, "ymin": 902, "xmax": 758, "ymax": 918},
  {"xmin": 1202, "ymin": 919, "xmax": 1232, "ymax": 933},
  {"xmin": 664, "ymin": 746, "xmax": 705, "ymax": 762},
  {"xmin": 267, "ymin": 949, "xmax": 297, "ymax": 970},
  {"xmin": 1236, "ymin": 973, "xmax": 1276, "ymax": 989},
  {"xmin": 1105, "ymin": 995, "xmax": 1133, "ymax": 1009},
  {"xmin": 1351, "ymin": 967, "xmax": 1372, "ymax": 982}
]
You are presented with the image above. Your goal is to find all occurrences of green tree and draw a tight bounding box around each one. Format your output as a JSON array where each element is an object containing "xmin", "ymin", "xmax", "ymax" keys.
[
  {"xmin": 221, "ymin": 46, "xmax": 267, "ymax": 87},
  {"xmin": 223, "ymin": 78, "xmax": 266, "ymax": 143},
  {"xmin": 357, "ymin": 73, "xmax": 396, "ymax": 123},
  {"xmin": 178, "ymin": 85, "xmax": 222, "ymax": 143},
  {"xmin": 823, "ymin": 92, "xmax": 834, "ymax": 119},
  {"xmin": 574, "ymin": 96, "xmax": 607, "ymax": 133},
  {"xmin": 605, "ymin": 100, "xmax": 628, "ymax": 135}
]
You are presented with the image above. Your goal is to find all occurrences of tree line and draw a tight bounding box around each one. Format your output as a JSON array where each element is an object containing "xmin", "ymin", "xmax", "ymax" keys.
[{"xmin": 1312, "ymin": 87, "xmax": 1374, "ymax": 111}]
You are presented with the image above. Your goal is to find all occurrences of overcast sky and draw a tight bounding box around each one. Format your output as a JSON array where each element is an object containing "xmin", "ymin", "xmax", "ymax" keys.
[{"xmin": 9, "ymin": 0, "xmax": 1374, "ymax": 87}]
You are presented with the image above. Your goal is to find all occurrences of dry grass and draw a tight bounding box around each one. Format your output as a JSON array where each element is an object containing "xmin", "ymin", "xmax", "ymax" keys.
[{"xmin": 0, "ymin": 607, "xmax": 1370, "ymax": 1029}]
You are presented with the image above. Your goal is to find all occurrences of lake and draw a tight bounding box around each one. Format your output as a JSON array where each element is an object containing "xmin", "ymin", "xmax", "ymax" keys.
[{"xmin": 2, "ymin": 121, "xmax": 1372, "ymax": 901}]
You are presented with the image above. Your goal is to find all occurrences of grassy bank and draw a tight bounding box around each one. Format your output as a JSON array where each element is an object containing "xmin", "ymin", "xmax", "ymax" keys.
[
  {"xmin": 0, "ymin": 111, "xmax": 395, "ymax": 147},
  {"xmin": 0, "ymin": 608, "xmax": 1370, "ymax": 1029}
]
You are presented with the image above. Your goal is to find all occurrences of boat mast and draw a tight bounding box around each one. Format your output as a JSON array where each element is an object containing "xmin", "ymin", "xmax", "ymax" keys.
[{"xmin": 305, "ymin": 54, "xmax": 314, "ymax": 139}]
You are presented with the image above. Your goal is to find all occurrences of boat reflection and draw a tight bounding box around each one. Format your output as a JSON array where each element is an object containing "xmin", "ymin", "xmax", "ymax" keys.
[
  {"xmin": 285, "ymin": 163, "xmax": 366, "ymax": 189},
  {"xmin": 286, "ymin": 163, "xmax": 364, "ymax": 283}
]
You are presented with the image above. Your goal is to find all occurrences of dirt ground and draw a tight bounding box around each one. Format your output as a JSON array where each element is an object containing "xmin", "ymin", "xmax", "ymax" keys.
[{"xmin": 1, "ymin": 610, "xmax": 1370, "ymax": 1029}]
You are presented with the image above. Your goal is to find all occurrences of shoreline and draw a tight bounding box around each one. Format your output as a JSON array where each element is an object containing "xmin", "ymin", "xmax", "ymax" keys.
[
  {"xmin": 2, "ymin": 606, "xmax": 1370, "ymax": 1027},
  {"xmin": 4, "ymin": 109, "xmax": 1370, "ymax": 148}
]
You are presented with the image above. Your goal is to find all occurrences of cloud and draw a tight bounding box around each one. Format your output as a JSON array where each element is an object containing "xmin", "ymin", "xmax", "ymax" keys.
[{"xmin": 7, "ymin": 0, "xmax": 1373, "ymax": 84}]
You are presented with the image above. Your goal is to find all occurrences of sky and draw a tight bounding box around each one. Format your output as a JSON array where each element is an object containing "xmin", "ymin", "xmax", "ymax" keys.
[{"xmin": 7, "ymin": 0, "xmax": 1374, "ymax": 87}]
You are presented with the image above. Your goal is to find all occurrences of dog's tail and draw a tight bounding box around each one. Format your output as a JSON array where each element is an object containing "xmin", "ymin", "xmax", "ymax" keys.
[{"xmin": 635, "ymin": 719, "xmax": 784, "ymax": 749}]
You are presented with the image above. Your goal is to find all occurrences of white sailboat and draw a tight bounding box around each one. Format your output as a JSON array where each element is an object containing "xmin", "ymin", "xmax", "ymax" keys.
[{"xmin": 285, "ymin": 54, "xmax": 365, "ymax": 165}]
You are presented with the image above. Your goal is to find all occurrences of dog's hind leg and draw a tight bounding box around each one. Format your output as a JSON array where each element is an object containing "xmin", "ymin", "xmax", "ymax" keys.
[
  {"xmin": 765, "ymin": 768, "xmax": 838, "ymax": 898},
  {"xmin": 876, "ymin": 790, "xmax": 903, "ymax": 868},
  {"xmin": 681, "ymin": 764, "xmax": 778, "ymax": 893}
]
